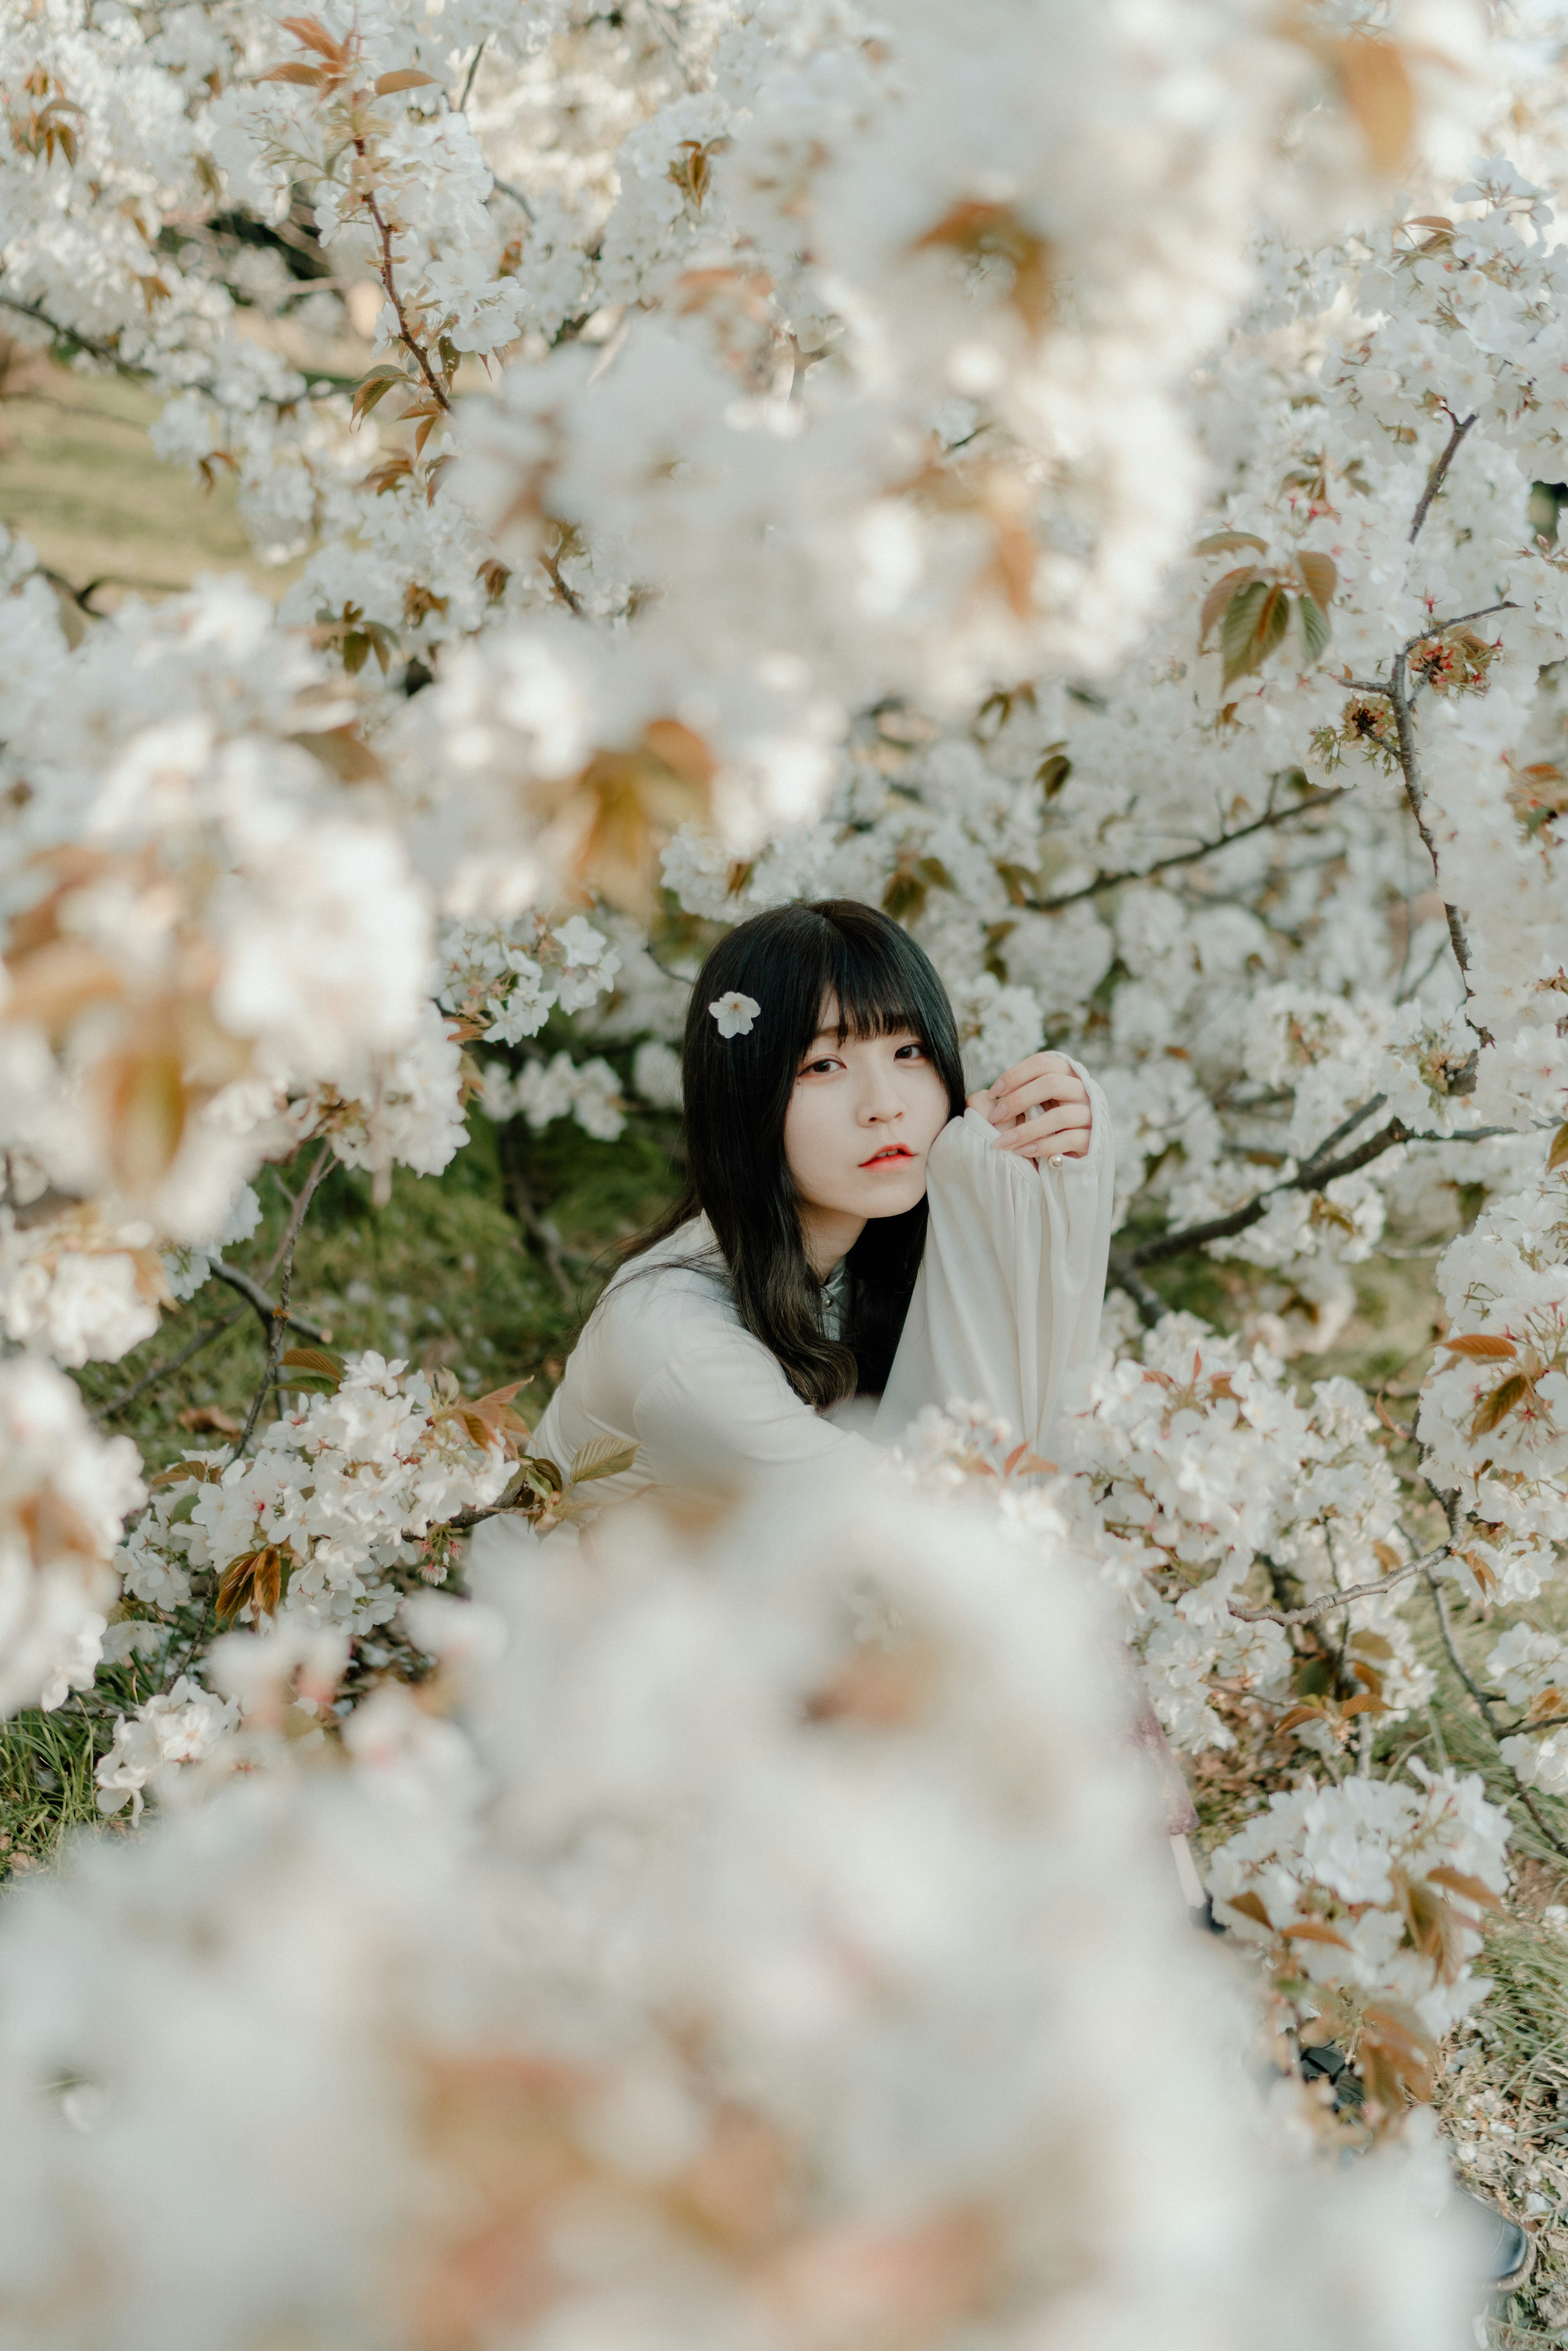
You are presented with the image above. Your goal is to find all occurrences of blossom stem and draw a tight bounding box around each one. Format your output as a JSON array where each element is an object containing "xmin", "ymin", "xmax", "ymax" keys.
[{"xmin": 357, "ymin": 174, "xmax": 452, "ymax": 415}]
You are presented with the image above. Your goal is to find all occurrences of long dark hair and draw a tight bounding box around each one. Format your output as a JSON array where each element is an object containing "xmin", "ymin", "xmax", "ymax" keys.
[{"xmin": 627, "ymin": 900, "xmax": 966, "ymax": 1407}]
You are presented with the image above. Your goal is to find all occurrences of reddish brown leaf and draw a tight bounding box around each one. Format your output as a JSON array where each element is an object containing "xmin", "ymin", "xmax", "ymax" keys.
[
  {"xmin": 1425, "ymin": 1866, "xmax": 1503, "ymax": 1911},
  {"xmin": 1437, "ymin": 1333, "xmax": 1517, "ymax": 1359},
  {"xmin": 1281, "ymin": 1919, "xmax": 1353, "ymax": 1949},
  {"xmin": 1296, "ymin": 550, "xmax": 1339, "ymax": 609},
  {"xmin": 1219, "ymin": 1889, "xmax": 1273, "ymax": 1930},
  {"xmin": 176, "ymin": 1405, "xmax": 241, "ymax": 1436},
  {"xmin": 1471, "ymin": 1372, "xmax": 1534, "ymax": 1440}
]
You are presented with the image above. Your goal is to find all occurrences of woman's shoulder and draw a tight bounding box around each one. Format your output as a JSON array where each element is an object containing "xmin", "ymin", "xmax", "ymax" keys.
[{"xmin": 591, "ymin": 1218, "xmax": 736, "ymax": 1338}]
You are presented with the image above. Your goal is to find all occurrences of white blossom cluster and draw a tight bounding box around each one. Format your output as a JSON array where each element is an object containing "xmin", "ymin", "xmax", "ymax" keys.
[
  {"xmin": 118, "ymin": 1350, "xmax": 517, "ymax": 1645},
  {"xmin": 1059, "ymin": 1316, "xmax": 1432, "ymax": 1756},
  {"xmin": 0, "ymin": 1357, "xmax": 144, "ymax": 1718},
  {"xmin": 477, "ymin": 1050, "xmax": 627, "ymax": 1142},
  {"xmin": 1209, "ymin": 1765, "xmax": 1511, "ymax": 2044},
  {"xmin": 436, "ymin": 910, "xmax": 621, "ymax": 1043},
  {"xmin": 0, "ymin": 1486, "xmax": 1483, "ymax": 2346}
]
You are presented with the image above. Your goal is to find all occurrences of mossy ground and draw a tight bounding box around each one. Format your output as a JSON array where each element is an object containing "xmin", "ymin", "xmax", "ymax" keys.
[{"xmin": 5, "ymin": 348, "xmax": 1568, "ymax": 2342}]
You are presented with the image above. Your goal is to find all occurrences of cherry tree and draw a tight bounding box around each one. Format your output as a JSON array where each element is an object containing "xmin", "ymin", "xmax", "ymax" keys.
[{"xmin": 0, "ymin": 0, "xmax": 1565, "ymax": 2228}]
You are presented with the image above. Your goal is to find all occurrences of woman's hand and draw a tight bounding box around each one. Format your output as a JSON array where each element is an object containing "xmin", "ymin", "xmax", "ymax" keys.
[{"xmin": 968, "ymin": 1052, "xmax": 1093, "ymax": 1165}]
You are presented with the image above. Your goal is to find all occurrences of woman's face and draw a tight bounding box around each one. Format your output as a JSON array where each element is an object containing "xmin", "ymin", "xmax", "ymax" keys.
[{"xmin": 782, "ymin": 996, "xmax": 951, "ymax": 1270}]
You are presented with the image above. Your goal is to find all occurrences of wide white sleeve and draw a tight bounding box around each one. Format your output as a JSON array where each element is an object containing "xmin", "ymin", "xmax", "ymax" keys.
[
  {"xmin": 631, "ymin": 1328, "xmax": 879, "ymax": 1501},
  {"xmin": 872, "ymin": 1066, "xmax": 1115, "ymax": 1458}
]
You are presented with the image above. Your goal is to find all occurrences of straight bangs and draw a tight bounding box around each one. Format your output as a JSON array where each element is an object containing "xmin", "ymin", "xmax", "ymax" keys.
[
  {"xmin": 822, "ymin": 927, "xmax": 931, "ymax": 1047},
  {"xmin": 785, "ymin": 905, "xmax": 963, "ymax": 1110}
]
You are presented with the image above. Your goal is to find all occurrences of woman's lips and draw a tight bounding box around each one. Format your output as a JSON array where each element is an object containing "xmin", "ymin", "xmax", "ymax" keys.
[{"xmin": 860, "ymin": 1144, "xmax": 914, "ymax": 1167}]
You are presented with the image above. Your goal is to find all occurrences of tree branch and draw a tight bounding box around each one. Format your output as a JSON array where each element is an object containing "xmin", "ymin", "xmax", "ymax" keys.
[
  {"xmin": 1127, "ymin": 1103, "xmax": 1405, "ymax": 1268},
  {"xmin": 1409, "ymin": 410, "xmax": 1477, "ymax": 544},
  {"xmin": 1228, "ymin": 1542, "xmax": 1441, "ymax": 1626},
  {"xmin": 1106, "ymin": 1253, "xmax": 1165, "ymax": 1330},
  {"xmin": 1123, "ymin": 1097, "xmax": 1518, "ymax": 1272},
  {"xmin": 206, "ymin": 1261, "xmax": 330, "ymax": 1345},
  {"xmin": 89, "ymin": 1306, "xmax": 247, "ymax": 1422},
  {"xmin": 0, "ymin": 292, "xmax": 126, "ymax": 368},
  {"xmin": 1023, "ymin": 786, "xmax": 1352, "ymax": 916}
]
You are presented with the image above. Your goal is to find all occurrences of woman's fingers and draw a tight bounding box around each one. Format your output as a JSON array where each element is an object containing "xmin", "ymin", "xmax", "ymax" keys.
[
  {"xmin": 985, "ymin": 1053, "xmax": 1089, "ymax": 1130},
  {"xmin": 994, "ymin": 1100, "xmax": 1092, "ymax": 1158}
]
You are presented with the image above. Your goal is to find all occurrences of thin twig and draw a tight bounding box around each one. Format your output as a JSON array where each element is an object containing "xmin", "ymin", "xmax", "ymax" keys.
[
  {"xmin": 457, "ymin": 33, "xmax": 487, "ymax": 109},
  {"xmin": 490, "ymin": 174, "xmax": 536, "ymax": 223},
  {"xmin": 430, "ymin": 1465, "xmax": 543, "ymax": 1535},
  {"xmin": 89, "ymin": 1306, "xmax": 247, "ymax": 1422},
  {"xmin": 1022, "ymin": 787, "xmax": 1352, "ymax": 916},
  {"xmin": 206, "ymin": 1262, "xmax": 330, "ymax": 1344},
  {"xmin": 258, "ymin": 1141, "xmax": 336, "ymax": 1283},
  {"xmin": 499, "ymin": 1131, "xmax": 576, "ymax": 1304},
  {"xmin": 539, "ymin": 542, "xmax": 585, "ymax": 616},
  {"xmin": 361, "ymin": 184, "xmax": 452, "ymax": 413},
  {"xmin": 227, "ymin": 1148, "xmax": 336, "ymax": 1460},
  {"xmin": 642, "ymin": 0, "xmax": 705, "ymax": 90},
  {"xmin": 1228, "ymin": 1542, "xmax": 1441, "ymax": 1626},
  {"xmin": 1424, "ymin": 1569, "xmax": 1568, "ymax": 1864},
  {"xmin": 1409, "ymin": 410, "xmax": 1477, "ymax": 543}
]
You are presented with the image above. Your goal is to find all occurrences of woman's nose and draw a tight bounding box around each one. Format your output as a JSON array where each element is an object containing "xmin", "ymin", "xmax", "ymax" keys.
[{"xmin": 860, "ymin": 1078, "xmax": 903, "ymax": 1123}]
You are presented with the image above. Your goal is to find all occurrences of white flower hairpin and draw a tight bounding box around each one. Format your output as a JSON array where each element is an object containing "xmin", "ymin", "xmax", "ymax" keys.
[{"xmin": 709, "ymin": 991, "xmax": 760, "ymax": 1039}]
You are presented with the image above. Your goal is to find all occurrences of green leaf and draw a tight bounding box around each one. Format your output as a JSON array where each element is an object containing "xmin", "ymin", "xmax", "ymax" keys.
[
  {"xmin": 568, "ymin": 1437, "xmax": 641, "ymax": 1484},
  {"xmin": 1299, "ymin": 590, "xmax": 1332, "ymax": 664},
  {"xmin": 280, "ymin": 1346, "xmax": 344, "ymax": 1390},
  {"xmin": 1548, "ymin": 1120, "xmax": 1568, "ymax": 1174},
  {"xmin": 1220, "ymin": 578, "xmax": 1292, "ymax": 687},
  {"xmin": 350, "ymin": 372, "xmax": 402, "ymax": 426}
]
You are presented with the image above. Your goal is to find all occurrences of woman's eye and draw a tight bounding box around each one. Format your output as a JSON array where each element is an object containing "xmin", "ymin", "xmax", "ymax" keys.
[
  {"xmin": 894, "ymin": 1041, "xmax": 927, "ymax": 1061},
  {"xmin": 804, "ymin": 1058, "xmax": 840, "ymax": 1076}
]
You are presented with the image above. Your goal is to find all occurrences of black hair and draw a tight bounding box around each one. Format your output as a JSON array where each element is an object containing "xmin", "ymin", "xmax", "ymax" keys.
[{"xmin": 627, "ymin": 899, "xmax": 966, "ymax": 1407}]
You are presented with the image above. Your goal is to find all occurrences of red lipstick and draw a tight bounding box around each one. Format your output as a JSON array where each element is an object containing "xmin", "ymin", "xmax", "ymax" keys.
[{"xmin": 860, "ymin": 1143, "xmax": 914, "ymax": 1167}]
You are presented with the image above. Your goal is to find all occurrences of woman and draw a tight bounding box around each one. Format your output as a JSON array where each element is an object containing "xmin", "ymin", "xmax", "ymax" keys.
[
  {"xmin": 509, "ymin": 898, "xmax": 1113, "ymax": 1510},
  {"xmin": 479, "ymin": 897, "xmax": 1203, "ymax": 1883}
]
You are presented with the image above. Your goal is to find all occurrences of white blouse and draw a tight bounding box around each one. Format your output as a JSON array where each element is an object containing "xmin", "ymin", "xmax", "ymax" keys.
[{"xmin": 482, "ymin": 1067, "xmax": 1115, "ymax": 1529}]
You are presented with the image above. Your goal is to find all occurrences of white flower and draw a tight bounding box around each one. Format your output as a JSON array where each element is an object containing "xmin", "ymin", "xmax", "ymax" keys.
[{"xmin": 708, "ymin": 991, "xmax": 760, "ymax": 1038}]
